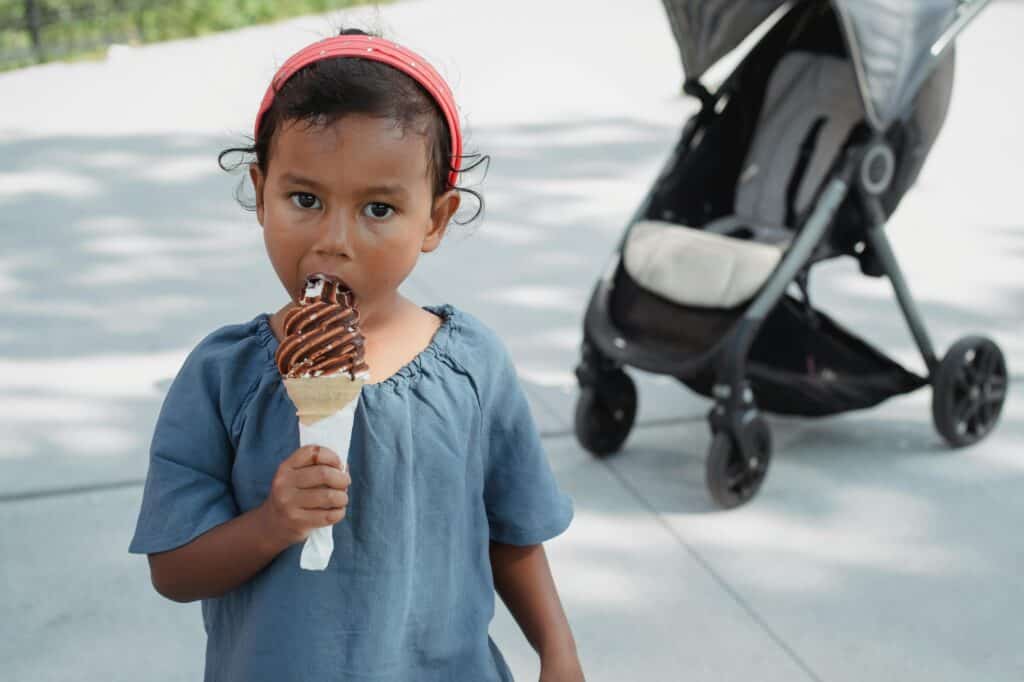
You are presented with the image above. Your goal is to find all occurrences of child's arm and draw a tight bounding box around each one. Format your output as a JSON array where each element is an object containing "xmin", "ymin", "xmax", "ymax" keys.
[
  {"xmin": 149, "ymin": 503, "xmax": 290, "ymax": 602},
  {"xmin": 149, "ymin": 444, "xmax": 350, "ymax": 602},
  {"xmin": 490, "ymin": 541, "xmax": 584, "ymax": 681}
]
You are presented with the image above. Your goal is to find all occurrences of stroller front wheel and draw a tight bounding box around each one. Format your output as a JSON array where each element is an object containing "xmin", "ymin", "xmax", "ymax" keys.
[
  {"xmin": 706, "ymin": 419, "xmax": 772, "ymax": 509},
  {"xmin": 574, "ymin": 371, "xmax": 637, "ymax": 457},
  {"xmin": 932, "ymin": 336, "xmax": 1008, "ymax": 448}
]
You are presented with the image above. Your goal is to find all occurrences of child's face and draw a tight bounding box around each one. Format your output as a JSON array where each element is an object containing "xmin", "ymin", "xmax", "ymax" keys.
[{"xmin": 250, "ymin": 114, "xmax": 459, "ymax": 309}]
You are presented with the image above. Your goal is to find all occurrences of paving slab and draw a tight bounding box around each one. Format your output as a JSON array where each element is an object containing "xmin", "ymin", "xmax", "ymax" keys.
[{"xmin": 604, "ymin": 385, "xmax": 1024, "ymax": 682}]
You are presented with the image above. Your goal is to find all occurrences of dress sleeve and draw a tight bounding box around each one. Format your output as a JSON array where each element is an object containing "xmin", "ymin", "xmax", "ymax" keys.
[
  {"xmin": 128, "ymin": 341, "xmax": 242, "ymax": 555},
  {"xmin": 482, "ymin": 343, "xmax": 573, "ymax": 546}
]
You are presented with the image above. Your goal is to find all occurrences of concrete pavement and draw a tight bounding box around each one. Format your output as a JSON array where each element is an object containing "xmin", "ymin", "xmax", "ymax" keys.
[{"xmin": 1, "ymin": 1, "xmax": 1022, "ymax": 680}]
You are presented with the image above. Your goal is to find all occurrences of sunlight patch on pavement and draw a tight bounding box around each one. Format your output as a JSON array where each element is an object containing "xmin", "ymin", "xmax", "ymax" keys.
[
  {"xmin": 532, "ymin": 250, "xmax": 592, "ymax": 267},
  {"xmin": 671, "ymin": 488, "xmax": 985, "ymax": 580},
  {"xmin": 515, "ymin": 326, "xmax": 582, "ymax": 351},
  {"xmin": 82, "ymin": 151, "xmax": 140, "ymax": 169},
  {"xmin": 71, "ymin": 260, "xmax": 205, "ymax": 286},
  {"xmin": 46, "ymin": 425, "xmax": 139, "ymax": 457},
  {"xmin": 81, "ymin": 231, "xmax": 252, "ymax": 257},
  {"xmin": 0, "ymin": 396, "xmax": 114, "ymax": 423},
  {"xmin": 470, "ymin": 221, "xmax": 547, "ymax": 246},
  {"xmin": 518, "ymin": 366, "xmax": 576, "ymax": 390},
  {"xmin": 479, "ymin": 284, "xmax": 583, "ymax": 311},
  {"xmin": 0, "ymin": 348, "xmax": 188, "ymax": 399},
  {"xmin": 1, "ymin": 296, "xmax": 200, "ymax": 333},
  {"xmin": 483, "ymin": 120, "xmax": 673, "ymax": 149},
  {"xmin": 0, "ymin": 170, "xmax": 100, "ymax": 199},
  {"xmin": 139, "ymin": 156, "xmax": 219, "ymax": 184},
  {"xmin": 0, "ymin": 257, "xmax": 26, "ymax": 295}
]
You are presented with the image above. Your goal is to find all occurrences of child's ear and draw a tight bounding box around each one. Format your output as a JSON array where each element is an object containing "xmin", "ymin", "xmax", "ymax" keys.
[
  {"xmin": 249, "ymin": 165, "xmax": 266, "ymax": 226},
  {"xmin": 422, "ymin": 189, "xmax": 460, "ymax": 253}
]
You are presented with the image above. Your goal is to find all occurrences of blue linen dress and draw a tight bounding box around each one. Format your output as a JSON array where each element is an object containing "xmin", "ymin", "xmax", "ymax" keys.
[{"xmin": 128, "ymin": 304, "xmax": 574, "ymax": 681}]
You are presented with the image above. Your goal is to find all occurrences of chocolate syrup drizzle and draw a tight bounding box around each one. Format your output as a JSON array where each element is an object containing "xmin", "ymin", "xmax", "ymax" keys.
[{"xmin": 274, "ymin": 273, "xmax": 369, "ymax": 379}]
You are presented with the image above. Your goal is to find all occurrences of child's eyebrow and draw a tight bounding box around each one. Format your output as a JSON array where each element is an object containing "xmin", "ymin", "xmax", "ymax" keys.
[
  {"xmin": 280, "ymin": 172, "xmax": 327, "ymax": 191},
  {"xmin": 279, "ymin": 173, "xmax": 407, "ymax": 199},
  {"xmin": 359, "ymin": 184, "xmax": 408, "ymax": 199}
]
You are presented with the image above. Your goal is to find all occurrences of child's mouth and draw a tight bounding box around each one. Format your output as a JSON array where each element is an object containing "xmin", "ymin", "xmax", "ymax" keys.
[{"xmin": 304, "ymin": 271, "xmax": 351, "ymax": 293}]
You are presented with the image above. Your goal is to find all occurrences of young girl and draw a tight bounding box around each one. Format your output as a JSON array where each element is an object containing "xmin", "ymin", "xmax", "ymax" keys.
[{"xmin": 128, "ymin": 28, "xmax": 584, "ymax": 682}]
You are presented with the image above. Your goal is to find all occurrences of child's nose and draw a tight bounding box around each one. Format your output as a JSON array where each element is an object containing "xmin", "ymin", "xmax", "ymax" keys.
[{"xmin": 314, "ymin": 212, "xmax": 353, "ymax": 256}]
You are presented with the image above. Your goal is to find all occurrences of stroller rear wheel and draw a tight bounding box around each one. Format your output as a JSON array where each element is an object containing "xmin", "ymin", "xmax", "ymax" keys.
[
  {"xmin": 706, "ymin": 418, "xmax": 772, "ymax": 509},
  {"xmin": 574, "ymin": 370, "xmax": 637, "ymax": 457},
  {"xmin": 932, "ymin": 336, "xmax": 1008, "ymax": 447}
]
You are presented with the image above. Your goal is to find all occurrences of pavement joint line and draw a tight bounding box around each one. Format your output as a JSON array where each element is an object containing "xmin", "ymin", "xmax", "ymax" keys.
[
  {"xmin": 598, "ymin": 458, "xmax": 827, "ymax": 682},
  {"xmin": 0, "ymin": 478, "xmax": 146, "ymax": 504},
  {"xmin": 538, "ymin": 413, "xmax": 706, "ymax": 440}
]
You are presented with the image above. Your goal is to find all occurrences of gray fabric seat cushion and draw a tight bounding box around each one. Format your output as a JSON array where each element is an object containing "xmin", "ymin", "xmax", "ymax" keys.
[
  {"xmin": 623, "ymin": 51, "xmax": 864, "ymax": 309},
  {"xmin": 624, "ymin": 218, "xmax": 787, "ymax": 309}
]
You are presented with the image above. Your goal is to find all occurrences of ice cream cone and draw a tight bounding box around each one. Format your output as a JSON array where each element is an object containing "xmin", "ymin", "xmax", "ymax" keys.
[{"xmin": 283, "ymin": 373, "xmax": 365, "ymax": 426}]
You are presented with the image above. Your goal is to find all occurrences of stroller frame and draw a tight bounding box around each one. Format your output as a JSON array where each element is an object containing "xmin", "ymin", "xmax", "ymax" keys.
[{"xmin": 575, "ymin": 0, "xmax": 1007, "ymax": 508}]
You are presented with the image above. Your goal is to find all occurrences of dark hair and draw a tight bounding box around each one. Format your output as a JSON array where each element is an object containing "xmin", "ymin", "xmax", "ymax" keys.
[{"xmin": 219, "ymin": 28, "xmax": 487, "ymax": 223}]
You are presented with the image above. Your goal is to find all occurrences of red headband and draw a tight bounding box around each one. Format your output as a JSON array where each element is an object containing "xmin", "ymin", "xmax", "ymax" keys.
[{"xmin": 254, "ymin": 35, "xmax": 462, "ymax": 189}]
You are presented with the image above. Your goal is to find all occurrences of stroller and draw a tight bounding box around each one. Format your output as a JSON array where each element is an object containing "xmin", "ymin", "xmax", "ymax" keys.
[{"xmin": 574, "ymin": 0, "xmax": 1008, "ymax": 508}]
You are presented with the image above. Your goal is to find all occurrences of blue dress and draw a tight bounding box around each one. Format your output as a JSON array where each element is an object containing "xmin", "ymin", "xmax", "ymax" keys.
[{"xmin": 128, "ymin": 304, "xmax": 574, "ymax": 681}]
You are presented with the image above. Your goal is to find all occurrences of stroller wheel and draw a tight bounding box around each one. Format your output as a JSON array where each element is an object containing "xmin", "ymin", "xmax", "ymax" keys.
[
  {"xmin": 932, "ymin": 336, "xmax": 1008, "ymax": 448},
  {"xmin": 706, "ymin": 419, "xmax": 771, "ymax": 509},
  {"xmin": 574, "ymin": 371, "xmax": 637, "ymax": 457}
]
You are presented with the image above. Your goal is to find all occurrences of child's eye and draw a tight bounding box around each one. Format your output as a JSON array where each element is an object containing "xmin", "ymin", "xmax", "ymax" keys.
[
  {"xmin": 362, "ymin": 202, "xmax": 395, "ymax": 220},
  {"xmin": 289, "ymin": 193, "xmax": 321, "ymax": 210}
]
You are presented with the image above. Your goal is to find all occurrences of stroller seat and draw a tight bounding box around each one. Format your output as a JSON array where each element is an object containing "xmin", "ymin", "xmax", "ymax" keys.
[{"xmin": 623, "ymin": 51, "xmax": 864, "ymax": 309}]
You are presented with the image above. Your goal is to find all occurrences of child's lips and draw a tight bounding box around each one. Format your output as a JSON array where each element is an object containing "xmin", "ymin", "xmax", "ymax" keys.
[{"xmin": 304, "ymin": 271, "xmax": 351, "ymax": 292}]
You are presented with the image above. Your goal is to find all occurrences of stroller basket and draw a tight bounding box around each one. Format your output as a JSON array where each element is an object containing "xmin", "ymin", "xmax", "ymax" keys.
[{"xmin": 609, "ymin": 266, "xmax": 926, "ymax": 417}]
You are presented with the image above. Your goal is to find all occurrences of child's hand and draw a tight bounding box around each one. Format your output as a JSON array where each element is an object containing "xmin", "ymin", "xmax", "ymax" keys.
[{"xmin": 259, "ymin": 444, "xmax": 351, "ymax": 548}]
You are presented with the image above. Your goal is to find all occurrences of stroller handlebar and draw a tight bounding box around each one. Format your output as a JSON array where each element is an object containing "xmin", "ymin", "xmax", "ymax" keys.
[{"xmin": 932, "ymin": 0, "xmax": 992, "ymax": 57}]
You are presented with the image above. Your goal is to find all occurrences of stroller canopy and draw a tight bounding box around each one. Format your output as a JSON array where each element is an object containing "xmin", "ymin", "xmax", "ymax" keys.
[{"xmin": 661, "ymin": 0, "xmax": 976, "ymax": 129}]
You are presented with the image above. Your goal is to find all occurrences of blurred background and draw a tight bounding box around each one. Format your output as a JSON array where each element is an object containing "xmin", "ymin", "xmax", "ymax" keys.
[{"xmin": 0, "ymin": 0, "xmax": 1021, "ymax": 680}]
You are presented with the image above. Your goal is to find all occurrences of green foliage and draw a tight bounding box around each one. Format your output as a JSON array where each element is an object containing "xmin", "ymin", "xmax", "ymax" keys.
[{"xmin": 0, "ymin": 0, "xmax": 378, "ymax": 70}]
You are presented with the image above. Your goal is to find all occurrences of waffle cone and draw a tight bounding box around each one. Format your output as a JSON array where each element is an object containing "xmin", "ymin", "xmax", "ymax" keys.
[{"xmin": 283, "ymin": 373, "xmax": 365, "ymax": 426}]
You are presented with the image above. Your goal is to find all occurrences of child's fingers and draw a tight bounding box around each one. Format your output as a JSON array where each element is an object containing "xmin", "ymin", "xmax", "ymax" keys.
[
  {"xmin": 296, "ymin": 487, "xmax": 349, "ymax": 511},
  {"xmin": 290, "ymin": 444, "xmax": 341, "ymax": 470},
  {"xmin": 294, "ymin": 507, "xmax": 347, "ymax": 528},
  {"xmin": 293, "ymin": 465, "xmax": 351, "ymax": 491}
]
